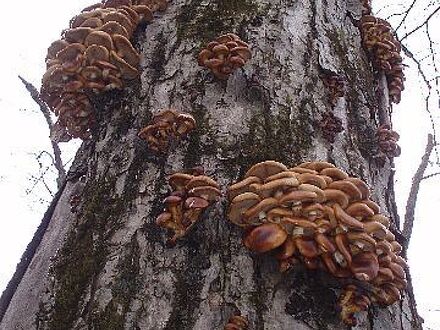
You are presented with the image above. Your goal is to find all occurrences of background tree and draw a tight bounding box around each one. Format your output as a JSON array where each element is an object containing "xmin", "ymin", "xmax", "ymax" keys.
[{"xmin": 0, "ymin": 0, "xmax": 430, "ymax": 329}]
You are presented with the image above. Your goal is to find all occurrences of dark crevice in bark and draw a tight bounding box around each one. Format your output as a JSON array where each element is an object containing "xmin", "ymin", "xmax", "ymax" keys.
[
  {"xmin": 251, "ymin": 259, "xmax": 266, "ymax": 330},
  {"xmin": 164, "ymin": 234, "xmax": 208, "ymax": 330}
]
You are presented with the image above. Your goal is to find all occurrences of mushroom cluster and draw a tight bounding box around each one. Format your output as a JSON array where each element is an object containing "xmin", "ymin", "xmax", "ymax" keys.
[
  {"xmin": 321, "ymin": 72, "xmax": 345, "ymax": 106},
  {"xmin": 227, "ymin": 160, "xmax": 407, "ymax": 325},
  {"xmin": 198, "ymin": 33, "xmax": 252, "ymax": 80},
  {"xmin": 156, "ymin": 168, "xmax": 221, "ymax": 245},
  {"xmin": 41, "ymin": 0, "xmax": 167, "ymax": 139},
  {"xmin": 360, "ymin": 15, "xmax": 405, "ymax": 104},
  {"xmin": 377, "ymin": 124, "xmax": 401, "ymax": 159},
  {"xmin": 338, "ymin": 285, "xmax": 372, "ymax": 326},
  {"xmin": 361, "ymin": 0, "xmax": 372, "ymax": 15},
  {"xmin": 319, "ymin": 111, "xmax": 344, "ymax": 143},
  {"xmin": 224, "ymin": 313, "xmax": 248, "ymax": 330},
  {"xmin": 138, "ymin": 109, "xmax": 196, "ymax": 152}
]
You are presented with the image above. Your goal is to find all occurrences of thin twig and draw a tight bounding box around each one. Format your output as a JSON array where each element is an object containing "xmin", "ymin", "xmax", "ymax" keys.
[
  {"xmin": 395, "ymin": 0, "xmax": 418, "ymax": 32},
  {"xmin": 422, "ymin": 172, "xmax": 440, "ymax": 180},
  {"xmin": 403, "ymin": 134, "xmax": 434, "ymax": 247},
  {"xmin": 400, "ymin": 6, "xmax": 440, "ymax": 41},
  {"xmin": 18, "ymin": 75, "xmax": 66, "ymax": 188}
]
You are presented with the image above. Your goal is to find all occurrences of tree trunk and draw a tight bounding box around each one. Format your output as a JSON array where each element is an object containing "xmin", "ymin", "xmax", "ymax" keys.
[{"xmin": 0, "ymin": 0, "xmax": 422, "ymax": 329}]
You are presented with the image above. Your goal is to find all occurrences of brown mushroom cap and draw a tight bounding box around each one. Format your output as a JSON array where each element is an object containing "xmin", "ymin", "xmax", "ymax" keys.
[
  {"xmin": 110, "ymin": 50, "xmax": 139, "ymax": 79},
  {"xmin": 243, "ymin": 197, "xmax": 278, "ymax": 222},
  {"xmin": 256, "ymin": 177, "xmax": 299, "ymax": 198},
  {"xmin": 184, "ymin": 196, "xmax": 209, "ymax": 209},
  {"xmin": 228, "ymin": 175, "xmax": 261, "ymax": 199},
  {"xmin": 85, "ymin": 44, "xmax": 110, "ymax": 63},
  {"xmin": 243, "ymin": 223, "xmax": 287, "ymax": 253},
  {"xmin": 186, "ymin": 175, "xmax": 220, "ymax": 190},
  {"xmin": 295, "ymin": 237, "xmax": 320, "ymax": 258},
  {"xmin": 228, "ymin": 192, "xmax": 261, "ymax": 226},
  {"xmin": 168, "ymin": 173, "xmax": 194, "ymax": 190},
  {"xmin": 85, "ymin": 30, "xmax": 114, "ymax": 50},
  {"xmin": 350, "ymin": 252, "xmax": 379, "ymax": 282},
  {"xmin": 103, "ymin": 12, "xmax": 134, "ymax": 33},
  {"xmin": 113, "ymin": 34, "xmax": 140, "ymax": 67},
  {"xmin": 189, "ymin": 186, "xmax": 221, "ymax": 202},
  {"xmin": 175, "ymin": 113, "xmax": 196, "ymax": 135},
  {"xmin": 279, "ymin": 190, "xmax": 318, "ymax": 206},
  {"xmin": 99, "ymin": 21, "xmax": 129, "ymax": 38},
  {"xmin": 244, "ymin": 161, "xmax": 288, "ymax": 180}
]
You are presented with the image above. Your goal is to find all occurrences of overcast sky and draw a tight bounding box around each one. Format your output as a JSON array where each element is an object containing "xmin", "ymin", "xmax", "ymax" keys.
[{"xmin": 0, "ymin": 1, "xmax": 438, "ymax": 329}]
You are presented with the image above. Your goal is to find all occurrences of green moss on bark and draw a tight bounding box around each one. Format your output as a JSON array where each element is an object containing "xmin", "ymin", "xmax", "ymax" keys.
[
  {"xmin": 48, "ymin": 177, "xmax": 125, "ymax": 330},
  {"xmin": 176, "ymin": 0, "xmax": 265, "ymax": 44}
]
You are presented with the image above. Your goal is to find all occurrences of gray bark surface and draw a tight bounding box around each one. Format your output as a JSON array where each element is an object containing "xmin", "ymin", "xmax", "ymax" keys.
[{"xmin": 1, "ymin": 0, "xmax": 422, "ymax": 329}]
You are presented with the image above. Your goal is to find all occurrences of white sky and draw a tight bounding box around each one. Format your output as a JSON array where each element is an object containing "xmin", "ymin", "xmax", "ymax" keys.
[{"xmin": 0, "ymin": 1, "xmax": 438, "ymax": 329}]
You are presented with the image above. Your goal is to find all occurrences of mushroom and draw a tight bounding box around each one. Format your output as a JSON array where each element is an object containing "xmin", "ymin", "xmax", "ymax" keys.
[
  {"xmin": 224, "ymin": 313, "xmax": 248, "ymax": 330},
  {"xmin": 156, "ymin": 169, "xmax": 220, "ymax": 244},
  {"xmin": 226, "ymin": 160, "xmax": 408, "ymax": 324},
  {"xmin": 138, "ymin": 109, "xmax": 196, "ymax": 152},
  {"xmin": 318, "ymin": 111, "xmax": 343, "ymax": 143},
  {"xmin": 243, "ymin": 223, "xmax": 287, "ymax": 253},
  {"xmin": 198, "ymin": 33, "xmax": 252, "ymax": 79},
  {"xmin": 360, "ymin": 15, "xmax": 405, "ymax": 104}
]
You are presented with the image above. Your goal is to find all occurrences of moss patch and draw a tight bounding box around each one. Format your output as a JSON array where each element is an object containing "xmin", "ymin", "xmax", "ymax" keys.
[
  {"xmin": 90, "ymin": 235, "xmax": 141, "ymax": 329},
  {"xmin": 176, "ymin": 0, "xmax": 266, "ymax": 45},
  {"xmin": 48, "ymin": 177, "xmax": 125, "ymax": 330}
]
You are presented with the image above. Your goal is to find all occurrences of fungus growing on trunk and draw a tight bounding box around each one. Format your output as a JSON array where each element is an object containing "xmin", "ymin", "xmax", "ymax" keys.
[
  {"xmin": 156, "ymin": 169, "xmax": 220, "ymax": 245},
  {"xmin": 227, "ymin": 160, "xmax": 407, "ymax": 325},
  {"xmin": 40, "ymin": 0, "xmax": 168, "ymax": 140},
  {"xmin": 198, "ymin": 33, "xmax": 252, "ymax": 80},
  {"xmin": 138, "ymin": 109, "xmax": 196, "ymax": 152},
  {"xmin": 359, "ymin": 15, "xmax": 405, "ymax": 104},
  {"xmin": 318, "ymin": 111, "xmax": 344, "ymax": 143},
  {"xmin": 376, "ymin": 124, "xmax": 401, "ymax": 162},
  {"xmin": 321, "ymin": 72, "xmax": 345, "ymax": 106},
  {"xmin": 224, "ymin": 313, "xmax": 248, "ymax": 330}
]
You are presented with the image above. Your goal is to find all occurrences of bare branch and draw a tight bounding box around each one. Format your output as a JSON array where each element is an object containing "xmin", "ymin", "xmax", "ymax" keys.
[
  {"xmin": 18, "ymin": 75, "xmax": 66, "ymax": 188},
  {"xmin": 422, "ymin": 172, "xmax": 440, "ymax": 180},
  {"xmin": 395, "ymin": 0, "xmax": 418, "ymax": 32},
  {"xmin": 400, "ymin": 6, "xmax": 440, "ymax": 41},
  {"xmin": 403, "ymin": 134, "xmax": 435, "ymax": 246}
]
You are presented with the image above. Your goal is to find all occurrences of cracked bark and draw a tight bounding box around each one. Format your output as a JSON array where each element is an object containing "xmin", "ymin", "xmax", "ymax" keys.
[{"xmin": 0, "ymin": 0, "xmax": 422, "ymax": 329}]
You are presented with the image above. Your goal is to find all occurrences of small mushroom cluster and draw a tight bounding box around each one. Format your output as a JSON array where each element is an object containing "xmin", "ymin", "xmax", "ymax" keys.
[
  {"xmin": 138, "ymin": 109, "xmax": 196, "ymax": 152},
  {"xmin": 224, "ymin": 313, "xmax": 248, "ymax": 330},
  {"xmin": 321, "ymin": 72, "xmax": 345, "ymax": 106},
  {"xmin": 338, "ymin": 285, "xmax": 371, "ymax": 326},
  {"xmin": 361, "ymin": 0, "xmax": 372, "ymax": 15},
  {"xmin": 377, "ymin": 124, "xmax": 401, "ymax": 159},
  {"xmin": 156, "ymin": 168, "xmax": 221, "ymax": 245},
  {"xmin": 360, "ymin": 15, "xmax": 405, "ymax": 104},
  {"xmin": 198, "ymin": 33, "xmax": 252, "ymax": 80},
  {"xmin": 319, "ymin": 111, "xmax": 344, "ymax": 143},
  {"xmin": 41, "ymin": 0, "xmax": 167, "ymax": 139},
  {"xmin": 227, "ymin": 160, "xmax": 407, "ymax": 325}
]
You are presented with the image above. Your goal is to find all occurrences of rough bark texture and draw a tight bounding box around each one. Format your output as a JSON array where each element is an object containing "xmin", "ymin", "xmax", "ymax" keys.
[{"xmin": 0, "ymin": 0, "xmax": 422, "ymax": 329}]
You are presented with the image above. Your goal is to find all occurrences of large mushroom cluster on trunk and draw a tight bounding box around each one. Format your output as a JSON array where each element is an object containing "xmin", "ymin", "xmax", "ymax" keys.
[
  {"xmin": 224, "ymin": 313, "xmax": 248, "ymax": 330},
  {"xmin": 40, "ymin": 0, "xmax": 167, "ymax": 140},
  {"xmin": 377, "ymin": 124, "xmax": 401, "ymax": 161},
  {"xmin": 138, "ymin": 109, "xmax": 196, "ymax": 152},
  {"xmin": 156, "ymin": 168, "xmax": 221, "ymax": 245},
  {"xmin": 360, "ymin": 15, "xmax": 405, "ymax": 104},
  {"xmin": 198, "ymin": 33, "xmax": 252, "ymax": 80},
  {"xmin": 227, "ymin": 160, "xmax": 407, "ymax": 325}
]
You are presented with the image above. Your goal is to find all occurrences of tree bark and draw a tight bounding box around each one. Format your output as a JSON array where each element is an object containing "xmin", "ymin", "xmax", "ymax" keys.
[{"xmin": 0, "ymin": 0, "xmax": 422, "ymax": 329}]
